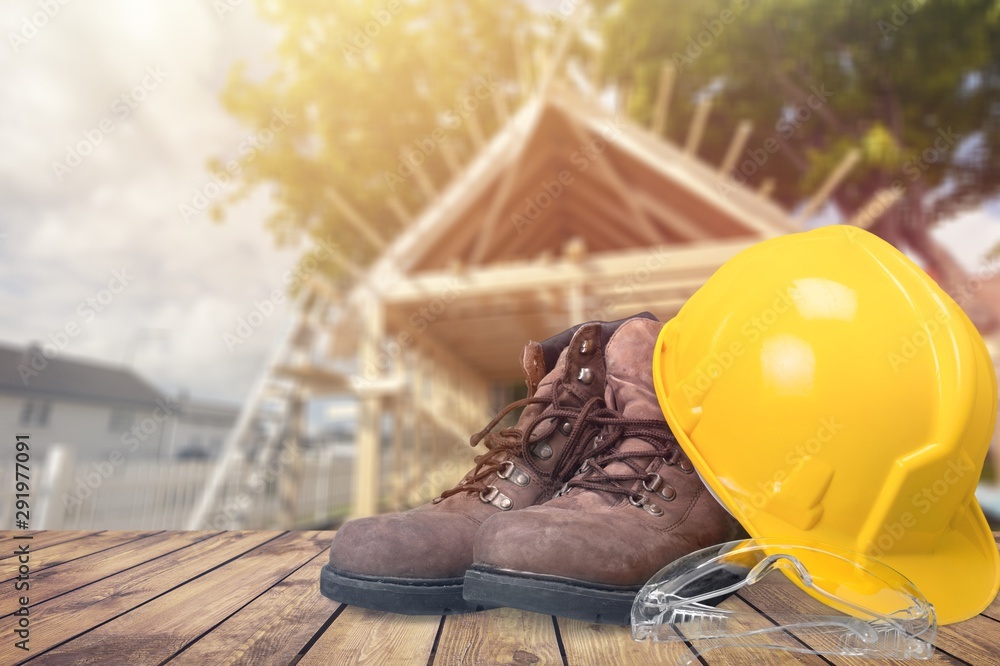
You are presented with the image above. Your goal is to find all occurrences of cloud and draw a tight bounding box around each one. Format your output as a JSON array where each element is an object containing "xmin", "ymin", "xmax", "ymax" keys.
[{"xmin": 0, "ymin": 0, "xmax": 304, "ymax": 402}]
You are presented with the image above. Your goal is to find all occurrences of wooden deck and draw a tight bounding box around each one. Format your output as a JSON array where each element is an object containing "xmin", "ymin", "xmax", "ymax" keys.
[{"xmin": 1, "ymin": 531, "xmax": 997, "ymax": 665}]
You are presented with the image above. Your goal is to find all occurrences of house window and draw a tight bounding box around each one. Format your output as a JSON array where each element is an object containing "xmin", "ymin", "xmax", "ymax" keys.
[
  {"xmin": 109, "ymin": 409, "xmax": 136, "ymax": 432},
  {"xmin": 19, "ymin": 401, "xmax": 51, "ymax": 427}
]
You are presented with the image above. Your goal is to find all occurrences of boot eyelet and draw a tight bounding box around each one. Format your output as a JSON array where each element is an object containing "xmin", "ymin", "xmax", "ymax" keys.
[
  {"xmin": 480, "ymin": 486, "xmax": 499, "ymax": 503},
  {"xmin": 579, "ymin": 458, "xmax": 592, "ymax": 473},
  {"xmin": 642, "ymin": 473, "xmax": 662, "ymax": 493},
  {"xmin": 579, "ymin": 339, "xmax": 594, "ymax": 355},
  {"xmin": 533, "ymin": 442, "xmax": 553, "ymax": 460},
  {"xmin": 555, "ymin": 481, "xmax": 570, "ymax": 498},
  {"xmin": 644, "ymin": 502, "xmax": 664, "ymax": 516},
  {"xmin": 678, "ymin": 459, "xmax": 694, "ymax": 474},
  {"xmin": 657, "ymin": 485, "xmax": 677, "ymax": 502},
  {"xmin": 628, "ymin": 493, "xmax": 645, "ymax": 508},
  {"xmin": 577, "ymin": 367, "xmax": 594, "ymax": 384},
  {"xmin": 592, "ymin": 434, "xmax": 603, "ymax": 449},
  {"xmin": 511, "ymin": 470, "xmax": 531, "ymax": 487},
  {"xmin": 496, "ymin": 461, "xmax": 515, "ymax": 479},
  {"xmin": 559, "ymin": 419, "xmax": 573, "ymax": 436}
]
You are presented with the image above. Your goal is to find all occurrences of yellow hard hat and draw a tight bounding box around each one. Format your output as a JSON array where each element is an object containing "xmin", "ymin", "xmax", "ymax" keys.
[{"xmin": 652, "ymin": 225, "xmax": 1000, "ymax": 625}]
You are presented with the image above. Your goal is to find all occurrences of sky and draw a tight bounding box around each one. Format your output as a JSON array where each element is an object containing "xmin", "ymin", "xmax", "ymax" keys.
[
  {"xmin": 2, "ymin": 0, "xmax": 999, "ymax": 409},
  {"xmin": 0, "ymin": 0, "xmax": 303, "ymax": 405}
]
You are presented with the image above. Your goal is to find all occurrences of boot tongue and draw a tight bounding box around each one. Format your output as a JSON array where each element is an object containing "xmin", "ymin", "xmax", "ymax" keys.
[{"xmin": 591, "ymin": 319, "xmax": 668, "ymax": 501}]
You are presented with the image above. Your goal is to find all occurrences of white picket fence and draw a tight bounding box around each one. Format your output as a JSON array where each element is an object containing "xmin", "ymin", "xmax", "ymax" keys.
[{"xmin": 2, "ymin": 446, "xmax": 354, "ymax": 531}]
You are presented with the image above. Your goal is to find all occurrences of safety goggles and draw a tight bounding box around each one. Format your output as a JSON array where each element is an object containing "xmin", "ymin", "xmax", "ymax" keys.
[{"xmin": 631, "ymin": 538, "xmax": 936, "ymax": 663}]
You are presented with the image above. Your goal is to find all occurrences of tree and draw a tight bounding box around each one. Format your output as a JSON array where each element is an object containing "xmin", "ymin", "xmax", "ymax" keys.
[
  {"xmin": 600, "ymin": 0, "xmax": 1000, "ymax": 297},
  {"xmin": 214, "ymin": 0, "xmax": 526, "ymax": 279}
]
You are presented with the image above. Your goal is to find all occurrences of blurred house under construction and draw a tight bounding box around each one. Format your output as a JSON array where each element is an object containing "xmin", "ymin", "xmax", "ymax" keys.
[
  {"xmin": 22, "ymin": 49, "xmax": 1000, "ymax": 530},
  {"xmin": 187, "ymin": 53, "xmax": 994, "ymax": 531}
]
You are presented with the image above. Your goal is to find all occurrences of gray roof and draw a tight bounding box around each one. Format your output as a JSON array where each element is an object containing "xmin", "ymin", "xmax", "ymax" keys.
[{"xmin": 0, "ymin": 342, "xmax": 165, "ymax": 407}]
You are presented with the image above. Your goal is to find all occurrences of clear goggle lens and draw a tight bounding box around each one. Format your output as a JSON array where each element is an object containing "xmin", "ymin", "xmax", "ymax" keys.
[{"xmin": 631, "ymin": 538, "xmax": 936, "ymax": 663}]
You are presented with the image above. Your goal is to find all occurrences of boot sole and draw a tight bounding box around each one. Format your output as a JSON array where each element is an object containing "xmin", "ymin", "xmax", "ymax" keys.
[
  {"xmin": 320, "ymin": 564, "xmax": 494, "ymax": 615},
  {"xmin": 463, "ymin": 565, "xmax": 641, "ymax": 625}
]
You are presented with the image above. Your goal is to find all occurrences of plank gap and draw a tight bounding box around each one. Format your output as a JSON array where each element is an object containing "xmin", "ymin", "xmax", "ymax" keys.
[
  {"xmin": 286, "ymin": 603, "xmax": 346, "ymax": 666},
  {"xmin": 157, "ymin": 547, "xmax": 327, "ymax": 666},
  {"xmin": 425, "ymin": 614, "xmax": 446, "ymax": 666},
  {"xmin": 734, "ymin": 592, "xmax": 838, "ymax": 665},
  {"xmin": 551, "ymin": 616, "xmax": 569, "ymax": 666},
  {"xmin": 18, "ymin": 532, "xmax": 289, "ymax": 664},
  {"xmin": 3, "ymin": 532, "xmax": 222, "ymax": 618},
  {"xmin": 0, "ymin": 531, "xmax": 167, "ymax": 584}
]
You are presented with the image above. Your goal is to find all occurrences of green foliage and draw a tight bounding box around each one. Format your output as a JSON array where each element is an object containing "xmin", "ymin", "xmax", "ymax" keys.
[
  {"xmin": 600, "ymin": 0, "xmax": 1000, "ymax": 223},
  {"xmin": 215, "ymin": 0, "xmax": 525, "ymax": 275}
]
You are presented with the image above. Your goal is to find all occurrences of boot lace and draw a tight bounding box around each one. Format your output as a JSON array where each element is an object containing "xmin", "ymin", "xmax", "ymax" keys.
[
  {"xmin": 440, "ymin": 383, "xmax": 678, "ymax": 502},
  {"xmin": 563, "ymin": 412, "xmax": 678, "ymax": 502}
]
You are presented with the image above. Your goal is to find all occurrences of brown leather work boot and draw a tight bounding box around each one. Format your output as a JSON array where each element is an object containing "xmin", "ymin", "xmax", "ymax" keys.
[
  {"xmin": 464, "ymin": 318, "xmax": 743, "ymax": 624},
  {"xmin": 320, "ymin": 313, "xmax": 658, "ymax": 615}
]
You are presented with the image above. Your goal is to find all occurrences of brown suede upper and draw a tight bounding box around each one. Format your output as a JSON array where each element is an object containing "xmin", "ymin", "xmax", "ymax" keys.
[
  {"xmin": 472, "ymin": 318, "xmax": 742, "ymax": 586},
  {"xmin": 327, "ymin": 316, "xmax": 653, "ymax": 580}
]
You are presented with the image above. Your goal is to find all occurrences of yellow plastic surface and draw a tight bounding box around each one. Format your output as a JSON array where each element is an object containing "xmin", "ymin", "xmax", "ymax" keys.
[{"xmin": 652, "ymin": 225, "xmax": 1000, "ymax": 625}]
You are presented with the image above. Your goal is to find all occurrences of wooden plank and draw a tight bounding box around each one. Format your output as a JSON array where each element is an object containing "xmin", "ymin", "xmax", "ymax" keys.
[
  {"xmin": 651, "ymin": 62, "xmax": 676, "ymax": 136},
  {"xmin": 434, "ymin": 607, "xmax": 562, "ymax": 665},
  {"xmin": 719, "ymin": 120, "xmax": 753, "ymax": 175},
  {"xmin": 7, "ymin": 531, "xmax": 283, "ymax": 661},
  {"xmin": 0, "ymin": 531, "xmax": 218, "ymax": 609},
  {"xmin": 737, "ymin": 573, "xmax": 963, "ymax": 666},
  {"xmin": 326, "ymin": 187, "xmax": 386, "ymax": 250},
  {"xmin": 169, "ymin": 551, "xmax": 337, "ymax": 665},
  {"xmin": 0, "ymin": 531, "xmax": 104, "ymax": 559},
  {"xmin": 561, "ymin": 595, "xmax": 829, "ymax": 665},
  {"xmin": 28, "ymin": 531, "xmax": 329, "ymax": 665},
  {"xmin": 934, "ymin": 615, "xmax": 1000, "ymax": 666},
  {"xmin": 297, "ymin": 606, "xmax": 440, "ymax": 666},
  {"xmin": 792, "ymin": 148, "xmax": 860, "ymax": 224},
  {"xmin": 683, "ymin": 98, "xmax": 712, "ymax": 156},
  {"xmin": 0, "ymin": 531, "xmax": 157, "ymax": 581}
]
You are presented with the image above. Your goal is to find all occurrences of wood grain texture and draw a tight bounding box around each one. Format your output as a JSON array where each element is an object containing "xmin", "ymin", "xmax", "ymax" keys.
[
  {"xmin": 6, "ymin": 531, "xmax": 282, "ymax": 664},
  {"xmin": 0, "ymin": 531, "xmax": 219, "ymax": 612},
  {"xmin": 934, "ymin": 614, "xmax": 1000, "ymax": 666},
  {"xmin": 434, "ymin": 607, "xmax": 562, "ymax": 666},
  {"xmin": 168, "ymin": 551, "xmax": 338, "ymax": 666},
  {"xmin": 561, "ymin": 595, "xmax": 827, "ymax": 666},
  {"xmin": 1, "ymin": 531, "xmax": 996, "ymax": 666},
  {"xmin": 28, "ymin": 531, "xmax": 329, "ymax": 665},
  {"xmin": 0, "ymin": 531, "xmax": 104, "ymax": 559},
  {"xmin": 298, "ymin": 605, "xmax": 441, "ymax": 666},
  {"xmin": 737, "ymin": 573, "xmax": 966, "ymax": 666},
  {"xmin": 0, "ymin": 531, "xmax": 163, "ymax": 584}
]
